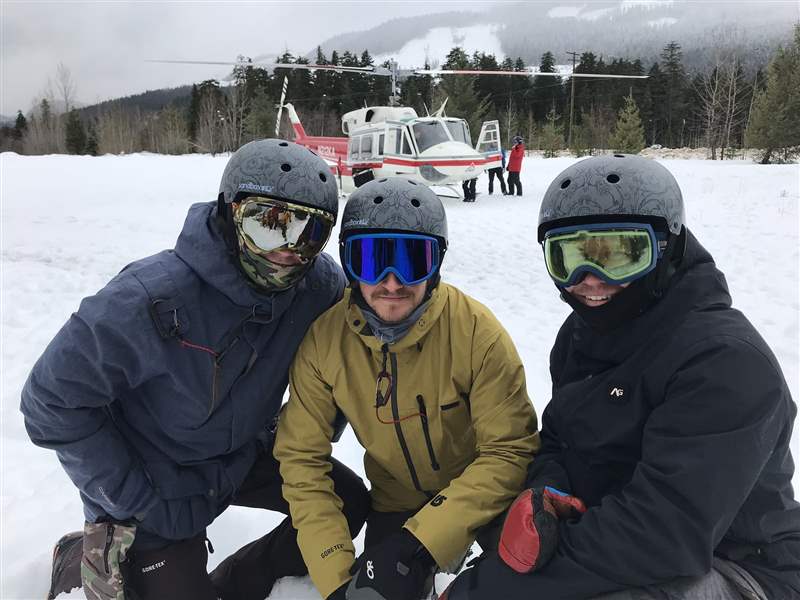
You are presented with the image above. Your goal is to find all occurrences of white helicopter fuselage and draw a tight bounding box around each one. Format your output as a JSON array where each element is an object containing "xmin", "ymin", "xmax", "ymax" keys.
[{"xmin": 285, "ymin": 103, "xmax": 502, "ymax": 196}]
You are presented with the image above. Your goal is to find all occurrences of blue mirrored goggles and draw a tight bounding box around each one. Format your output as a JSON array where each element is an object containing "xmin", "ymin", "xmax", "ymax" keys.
[
  {"xmin": 344, "ymin": 233, "xmax": 441, "ymax": 286},
  {"xmin": 542, "ymin": 222, "xmax": 666, "ymax": 287}
]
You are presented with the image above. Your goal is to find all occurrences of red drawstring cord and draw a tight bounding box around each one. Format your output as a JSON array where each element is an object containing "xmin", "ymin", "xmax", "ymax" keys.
[{"xmin": 178, "ymin": 339, "xmax": 218, "ymax": 357}]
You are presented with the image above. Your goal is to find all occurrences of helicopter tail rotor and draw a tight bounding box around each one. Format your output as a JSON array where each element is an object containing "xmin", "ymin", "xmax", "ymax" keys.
[{"xmin": 275, "ymin": 76, "xmax": 289, "ymax": 137}]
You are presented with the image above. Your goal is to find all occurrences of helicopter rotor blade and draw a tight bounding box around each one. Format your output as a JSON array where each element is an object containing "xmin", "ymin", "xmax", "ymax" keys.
[
  {"xmin": 415, "ymin": 68, "xmax": 648, "ymax": 79},
  {"xmin": 147, "ymin": 59, "xmax": 390, "ymax": 75}
]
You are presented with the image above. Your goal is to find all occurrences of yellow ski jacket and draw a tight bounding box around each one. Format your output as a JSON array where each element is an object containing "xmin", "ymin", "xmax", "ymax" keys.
[{"xmin": 274, "ymin": 283, "xmax": 540, "ymax": 597}]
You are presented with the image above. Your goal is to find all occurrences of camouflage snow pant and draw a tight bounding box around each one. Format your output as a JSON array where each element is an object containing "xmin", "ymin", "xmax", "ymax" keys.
[{"xmin": 81, "ymin": 521, "xmax": 136, "ymax": 600}]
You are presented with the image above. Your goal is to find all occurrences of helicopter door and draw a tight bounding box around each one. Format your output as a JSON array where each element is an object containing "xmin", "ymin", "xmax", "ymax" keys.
[
  {"xmin": 384, "ymin": 128, "xmax": 416, "ymax": 176},
  {"xmin": 476, "ymin": 120, "xmax": 502, "ymax": 170}
]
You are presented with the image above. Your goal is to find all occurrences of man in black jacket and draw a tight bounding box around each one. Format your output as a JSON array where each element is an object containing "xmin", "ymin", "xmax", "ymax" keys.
[{"xmin": 441, "ymin": 155, "xmax": 799, "ymax": 599}]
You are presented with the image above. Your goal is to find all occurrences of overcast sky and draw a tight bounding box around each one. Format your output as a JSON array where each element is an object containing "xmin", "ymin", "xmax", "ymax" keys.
[{"xmin": 1, "ymin": 1, "xmax": 473, "ymax": 116}]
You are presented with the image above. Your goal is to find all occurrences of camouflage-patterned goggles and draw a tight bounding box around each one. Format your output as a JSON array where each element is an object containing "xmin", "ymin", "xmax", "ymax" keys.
[
  {"xmin": 233, "ymin": 196, "xmax": 335, "ymax": 262},
  {"xmin": 543, "ymin": 222, "xmax": 665, "ymax": 287}
]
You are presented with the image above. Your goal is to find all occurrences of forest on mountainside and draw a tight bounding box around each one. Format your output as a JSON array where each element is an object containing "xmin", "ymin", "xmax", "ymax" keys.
[{"xmin": 3, "ymin": 27, "xmax": 799, "ymax": 164}]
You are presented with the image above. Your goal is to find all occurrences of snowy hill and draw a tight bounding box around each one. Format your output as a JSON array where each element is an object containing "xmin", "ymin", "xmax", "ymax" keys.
[
  {"xmin": 316, "ymin": 0, "xmax": 797, "ymax": 72},
  {"xmin": 1, "ymin": 152, "xmax": 798, "ymax": 599}
]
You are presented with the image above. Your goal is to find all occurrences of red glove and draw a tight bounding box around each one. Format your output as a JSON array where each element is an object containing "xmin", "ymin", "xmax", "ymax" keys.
[{"xmin": 498, "ymin": 486, "xmax": 587, "ymax": 573}]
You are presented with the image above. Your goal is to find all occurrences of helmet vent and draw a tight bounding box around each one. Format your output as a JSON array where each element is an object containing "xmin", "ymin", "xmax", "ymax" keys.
[
  {"xmin": 408, "ymin": 180, "xmax": 418, "ymax": 185},
  {"xmin": 319, "ymin": 172, "xmax": 327, "ymax": 182},
  {"xmin": 411, "ymin": 199, "xmax": 420, "ymax": 207},
  {"xmin": 279, "ymin": 141, "xmax": 289, "ymax": 147},
  {"xmin": 374, "ymin": 196, "xmax": 384, "ymax": 204},
  {"xmin": 379, "ymin": 178, "xmax": 388, "ymax": 183},
  {"xmin": 281, "ymin": 163, "xmax": 292, "ymax": 172},
  {"xmin": 560, "ymin": 179, "xmax": 571, "ymax": 189},
  {"xmin": 613, "ymin": 154, "xmax": 625, "ymax": 158},
  {"xmin": 606, "ymin": 173, "xmax": 620, "ymax": 184}
]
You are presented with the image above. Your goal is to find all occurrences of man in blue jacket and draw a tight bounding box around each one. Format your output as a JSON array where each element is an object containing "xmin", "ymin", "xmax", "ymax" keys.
[
  {"xmin": 21, "ymin": 139, "xmax": 370, "ymax": 600},
  {"xmin": 441, "ymin": 155, "xmax": 799, "ymax": 599}
]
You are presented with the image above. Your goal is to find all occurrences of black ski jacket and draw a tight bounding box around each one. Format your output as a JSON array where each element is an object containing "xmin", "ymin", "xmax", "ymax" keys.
[{"xmin": 521, "ymin": 232, "xmax": 800, "ymax": 598}]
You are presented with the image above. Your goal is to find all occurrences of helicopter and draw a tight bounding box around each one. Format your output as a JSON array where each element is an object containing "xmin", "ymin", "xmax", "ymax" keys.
[
  {"xmin": 279, "ymin": 95, "xmax": 504, "ymax": 195},
  {"xmin": 151, "ymin": 57, "xmax": 647, "ymax": 196}
]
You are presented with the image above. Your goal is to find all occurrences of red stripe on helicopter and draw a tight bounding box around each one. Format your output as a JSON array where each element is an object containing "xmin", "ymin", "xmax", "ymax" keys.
[{"xmin": 383, "ymin": 154, "xmax": 501, "ymax": 167}]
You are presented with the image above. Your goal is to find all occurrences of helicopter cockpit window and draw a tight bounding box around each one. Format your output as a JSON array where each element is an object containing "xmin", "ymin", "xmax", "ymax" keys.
[
  {"xmin": 412, "ymin": 121, "xmax": 450, "ymax": 153},
  {"xmin": 349, "ymin": 138, "xmax": 359, "ymax": 159},
  {"xmin": 378, "ymin": 134, "xmax": 385, "ymax": 156},
  {"xmin": 445, "ymin": 120, "xmax": 471, "ymax": 145}
]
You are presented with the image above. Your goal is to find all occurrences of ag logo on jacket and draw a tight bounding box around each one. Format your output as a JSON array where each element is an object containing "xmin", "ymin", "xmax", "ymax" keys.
[
  {"xmin": 607, "ymin": 384, "xmax": 628, "ymax": 404},
  {"xmin": 430, "ymin": 494, "xmax": 447, "ymax": 507}
]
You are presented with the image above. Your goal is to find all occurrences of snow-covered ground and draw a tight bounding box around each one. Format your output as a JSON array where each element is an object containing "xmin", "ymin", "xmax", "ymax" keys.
[{"xmin": 1, "ymin": 152, "xmax": 798, "ymax": 599}]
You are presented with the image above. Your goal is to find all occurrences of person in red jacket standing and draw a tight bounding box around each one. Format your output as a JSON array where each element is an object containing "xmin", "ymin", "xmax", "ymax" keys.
[{"xmin": 507, "ymin": 135, "xmax": 524, "ymax": 196}]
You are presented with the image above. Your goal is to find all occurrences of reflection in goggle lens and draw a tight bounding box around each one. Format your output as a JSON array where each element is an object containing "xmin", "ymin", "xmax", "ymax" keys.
[
  {"xmin": 234, "ymin": 197, "xmax": 334, "ymax": 259},
  {"xmin": 544, "ymin": 225, "xmax": 657, "ymax": 286}
]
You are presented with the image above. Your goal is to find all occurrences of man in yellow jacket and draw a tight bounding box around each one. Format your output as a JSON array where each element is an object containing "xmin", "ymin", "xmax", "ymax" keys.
[{"xmin": 274, "ymin": 178, "xmax": 540, "ymax": 600}]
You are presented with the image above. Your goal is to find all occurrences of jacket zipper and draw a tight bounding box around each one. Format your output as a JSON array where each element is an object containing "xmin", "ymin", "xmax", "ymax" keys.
[
  {"xmin": 417, "ymin": 395, "xmax": 440, "ymax": 471},
  {"xmin": 388, "ymin": 349, "xmax": 425, "ymax": 493},
  {"xmin": 103, "ymin": 522, "xmax": 114, "ymax": 574}
]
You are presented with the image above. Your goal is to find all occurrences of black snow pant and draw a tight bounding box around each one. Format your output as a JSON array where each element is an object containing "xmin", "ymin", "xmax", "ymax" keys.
[
  {"xmin": 462, "ymin": 178, "xmax": 477, "ymax": 202},
  {"xmin": 123, "ymin": 445, "xmax": 370, "ymax": 600},
  {"xmin": 487, "ymin": 167, "xmax": 507, "ymax": 195},
  {"xmin": 442, "ymin": 554, "xmax": 767, "ymax": 600},
  {"xmin": 507, "ymin": 171, "xmax": 522, "ymax": 196}
]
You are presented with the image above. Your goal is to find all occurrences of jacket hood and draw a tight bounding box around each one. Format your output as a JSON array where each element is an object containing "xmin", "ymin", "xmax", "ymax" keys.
[{"xmin": 174, "ymin": 202, "xmax": 297, "ymax": 313}]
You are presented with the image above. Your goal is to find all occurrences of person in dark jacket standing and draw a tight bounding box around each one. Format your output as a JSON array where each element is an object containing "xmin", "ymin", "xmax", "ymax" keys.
[
  {"xmin": 506, "ymin": 136, "xmax": 524, "ymax": 196},
  {"xmin": 441, "ymin": 154, "xmax": 800, "ymax": 600},
  {"xmin": 487, "ymin": 148, "xmax": 507, "ymax": 195},
  {"xmin": 21, "ymin": 139, "xmax": 370, "ymax": 600}
]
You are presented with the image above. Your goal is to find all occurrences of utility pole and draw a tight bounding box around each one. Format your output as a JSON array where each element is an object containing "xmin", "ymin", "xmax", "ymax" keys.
[{"xmin": 566, "ymin": 51, "xmax": 580, "ymax": 147}]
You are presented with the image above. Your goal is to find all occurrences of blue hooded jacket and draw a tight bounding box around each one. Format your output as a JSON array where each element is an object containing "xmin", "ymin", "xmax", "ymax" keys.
[{"xmin": 20, "ymin": 201, "xmax": 345, "ymax": 540}]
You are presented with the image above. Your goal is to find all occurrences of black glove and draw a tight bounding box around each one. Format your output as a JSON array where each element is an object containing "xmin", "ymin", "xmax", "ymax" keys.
[{"xmin": 347, "ymin": 530, "xmax": 436, "ymax": 600}]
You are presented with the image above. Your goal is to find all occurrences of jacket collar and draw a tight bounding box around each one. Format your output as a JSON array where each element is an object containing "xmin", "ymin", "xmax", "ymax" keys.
[
  {"xmin": 174, "ymin": 202, "xmax": 299, "ymax": 317},
  {"xmin": 344, "ymin": 283, "xmax": 449, "ymax": 352}
]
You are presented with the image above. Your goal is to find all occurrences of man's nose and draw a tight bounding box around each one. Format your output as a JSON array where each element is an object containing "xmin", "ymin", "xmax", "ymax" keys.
[
  {"xmin": 581, "ymin": 273, "xmax": 606, "ymax": 286},
  {"xmin": 381, "ymin": 272, "xmax": 404, "ymax": 291}
]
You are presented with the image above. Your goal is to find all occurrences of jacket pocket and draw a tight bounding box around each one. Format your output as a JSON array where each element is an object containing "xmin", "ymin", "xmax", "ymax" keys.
[{"xmin": 417, "ymin": 395, "xmax": 440, "ymax": 471}]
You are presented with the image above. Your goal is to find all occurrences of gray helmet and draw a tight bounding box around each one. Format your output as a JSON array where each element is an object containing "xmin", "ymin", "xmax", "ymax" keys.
[
  {"xmin": 340, "ymin": 178, "xmax": 448, "ymax": 244},
  {"xmin": 218, "ymin": 139, "xmax": 338, "ymax": 216},
  {"xmin": 538, "ymin": 154, "xmax": 685, "ymax": 241}
]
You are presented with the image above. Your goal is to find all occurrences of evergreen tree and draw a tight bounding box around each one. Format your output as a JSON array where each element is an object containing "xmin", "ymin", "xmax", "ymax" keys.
[
  {"xmin": 85, "ymin": 121, "xmax": 99, "ymax": 155},
  {"xmin": 746, "ymin": 24, "xmax": 800, "ymax": 163},
  {"xmin": 14, "ymin": 110, "xmax": 27, "ymax": 140},
  {"xmin": 541, "ymin": 107, "xmax": 564, "ymax": 158},
  {"xmin": 660, "ymin": 41, "xmax": 688, "ymax": 147},
  {"xmin": 530, "ymin": 51, "xmax": 561, "ymax": 122},
  {"xmin": 187, "ymin": 84, "xmax": 200, "ymax": 147},
  {"xmin": 642, "ymin": 62, "xmax": 667, "ymax": 145},
  {"xmin": 436, "ymin": 47, "xmax": 491, "ymax": 139},
  {"xmin": 472, "ymin": 52, "xmax": 505, "ymax": 114},
  {"xmin": 64, "ymin": 109, "xmax": 86, "ymax": 154},
  {"xmin": 609, "ymin": 95, "xmax": 646, "ymax": 154}
]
